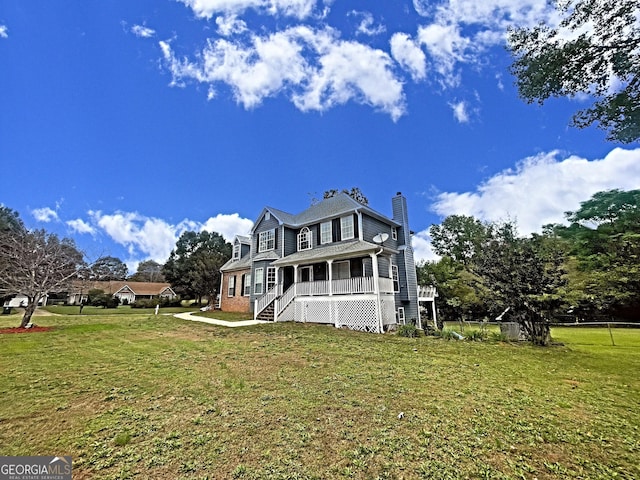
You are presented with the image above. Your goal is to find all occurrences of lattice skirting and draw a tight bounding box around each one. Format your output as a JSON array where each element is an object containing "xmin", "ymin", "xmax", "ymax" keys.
[{"xmin": 293, "ymin": 295, "xmax": 387, "ymax": 333}]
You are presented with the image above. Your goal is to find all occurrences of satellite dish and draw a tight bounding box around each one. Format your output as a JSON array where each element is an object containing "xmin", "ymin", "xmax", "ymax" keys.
[{"xmin": 372, "ymin": 233, "xmax": 389, "ymax": 244}]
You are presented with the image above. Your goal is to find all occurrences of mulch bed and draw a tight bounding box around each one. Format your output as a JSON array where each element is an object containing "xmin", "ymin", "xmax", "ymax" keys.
[{"xmin": 0, "ymin": 326, "xmax": 54, "ymax": 334}]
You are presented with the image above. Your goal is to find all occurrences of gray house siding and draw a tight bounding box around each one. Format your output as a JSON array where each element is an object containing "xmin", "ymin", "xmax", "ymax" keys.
[{"xmin": 392, "ymin": 193, "xmax": 419, "ymax": 324}]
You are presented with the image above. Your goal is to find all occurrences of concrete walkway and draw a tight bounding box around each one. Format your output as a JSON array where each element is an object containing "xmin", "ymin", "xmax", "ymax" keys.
[{"xmin": 173, "ymin": 311, "xmax": 267, "ymax": 328}]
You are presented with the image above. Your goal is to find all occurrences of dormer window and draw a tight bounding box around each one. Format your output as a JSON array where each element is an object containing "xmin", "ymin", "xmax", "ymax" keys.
[
  {"xmin": 232, "ymin": 243, "xmax": 241, "ymax": 260},
  {"xmin": 297, "ymin": 227, "xmax": 312, "ymax": 251}
]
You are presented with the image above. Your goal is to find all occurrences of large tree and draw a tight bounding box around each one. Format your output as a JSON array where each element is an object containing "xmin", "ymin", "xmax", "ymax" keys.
[
  {"xmin": 163, "ymin": 231, "xmax": 231, "ymax": 304},
  {"xmin": 429, "ymin": 215, "xmax": 492, "ymax": 265},
  {"xmin": 551, "ymin": 189, "xmax": 640, "ymax": 315},
  {"xmin": 89, "ymin": 255, "xmax": 128, "ymax": 281},
  {"xmin": 508, "ymin": 0, "xmax": 640, "ymax": 143},
  {"xmin": 473, "ymin": 223, "xmax": 566, "ymax": 346},
  {"xmin": 129, "ymin": 260, "xmax": 165, "ymax": 283},
  {"xmin": 0, "ymin": 229, "xmax": 85, "ymax": 327}
]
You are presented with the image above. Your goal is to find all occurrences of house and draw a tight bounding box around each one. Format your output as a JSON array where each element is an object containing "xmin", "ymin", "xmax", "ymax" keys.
[
  {"xmin": 219, "ymin": 192, "xmax": 422, "ymax": 333},
  {"xmin": 67, "ymin": 281, "xmax": 176, "ymax": 305}
]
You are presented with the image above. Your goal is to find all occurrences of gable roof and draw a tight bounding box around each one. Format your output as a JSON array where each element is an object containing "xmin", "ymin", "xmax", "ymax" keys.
[
  {"xmin": 70, "ymin": 280, "xmax": 174, "ymax": 296},
  {"xmin": 253, "ymin": 193, "xmax": 400, "ymax": 231}
]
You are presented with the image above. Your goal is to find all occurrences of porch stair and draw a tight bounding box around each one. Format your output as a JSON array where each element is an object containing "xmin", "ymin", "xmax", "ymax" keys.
[{"xmin": 256, "ymin": 302, "xmax": 275, "ymax": 321}]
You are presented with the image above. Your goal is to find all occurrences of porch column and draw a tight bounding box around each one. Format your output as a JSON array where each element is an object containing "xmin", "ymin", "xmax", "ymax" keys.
[
  {"xmin": 370, "ymin": 252, "xmax": 383, "ymax": 333},
  {"xmin": 327, "ymin": 259, "xmax": 336, "ymax": 328}
]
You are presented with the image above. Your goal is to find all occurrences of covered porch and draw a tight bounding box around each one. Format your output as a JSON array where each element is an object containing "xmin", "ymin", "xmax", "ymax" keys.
[{"xmin": 254, "ymin": 240, "xmax": 399, "ymax": 332}]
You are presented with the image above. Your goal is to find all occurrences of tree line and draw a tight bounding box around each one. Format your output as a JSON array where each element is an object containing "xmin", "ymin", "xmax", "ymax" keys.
[
  {"xmin": 0, "ymin": 206, "xmax": 232, "ymax": 327},
  {"xmin": 419, "ymin": 189, "xmax": 640, "ymax": 345}
]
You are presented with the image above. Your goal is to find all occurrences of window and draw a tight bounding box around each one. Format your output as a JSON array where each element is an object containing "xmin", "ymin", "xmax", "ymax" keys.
[
  {"xmin": 320, "ymin": 221, "xmax": 332, "ymax": 244},
  {"xmin": 228, "ymin": 275, "xmax": 236, "ymax": 297},
  {"xmin": 232, "ymin": 243, "xmax": 241, "ymax": 260},
  {"xmin": 259, "ymin": 229, "xmax": 275, "ymax": 252},
  {"xmin": 297, "ymin": 227, "xmax": 312, "ymax": 251},
  {"xmin": 267, "ymin": 267, "xmax": 276, "ymax": 290},
  {"xmin": 254, "ymin": 268, "xmax": 264, "ymax": 295},
  {"xmin": 334, "ymin": 261, "xmax": 350, "ymax": 280},
  {"xmin": 391, "ymin": 227, "xmax": 398, "ymax": 241},
  {"xmin": 392, "ymin": 264, "xmax": 400, "ymax": 292},
  {"xmin": 340, "ymin": 215, "xmax": 354, "ymax": 240},
  {"xmin": 243, "ymin": 274, "xmax": 251, "ymax": 296},
  {"xmin": 300, "ymin": 266, "xmax": 313, "ymax": 282},
  {"xmin": 397, "ymin": 307, "xmax": 405, "ymax": 325}
]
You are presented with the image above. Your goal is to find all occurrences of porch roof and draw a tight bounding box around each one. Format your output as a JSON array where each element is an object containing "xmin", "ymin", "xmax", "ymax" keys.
[{"xmin": 271, "ymin": 239, "xmax": 396, "ymax": 267}]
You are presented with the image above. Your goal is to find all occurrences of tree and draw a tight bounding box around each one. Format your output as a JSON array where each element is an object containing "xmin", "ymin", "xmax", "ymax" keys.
[
  {"xmin": 552, "ymin": 189, "xmax": 640, "ymax": 315},
  {"xmin": 129, "ymin": 260, "xmax": 165, "ymax": 283},
  {"xmin": 90, "ymin": 255, "xmax": 128, "ymax": 281},
  {"xmin": 0, "ymin": 205, "xmax": 25, "ymax": 233},
  {"xmin": 163, "ymin": 231, "xmax": 231, "ymax": 304},
  {"xmin": 0, "ymin": 229, "xmax": 85, "ymax": 327},
  {"xmin": 322, "ymin": 187, "xmax": 369, "ymax": 205},
  {"xmin": 508, "ymin": 0, "xmax": 640, "ymax": 143},
  {"xmin": 473, "ymin": 223, "xmax": 566, "ymax": 346},
  {"xmin": 417, "ymin": 258, "xmax": 490, "ymax": 326},
  {"xmin": 429, "ymin": 215, "xmax": 492, "ymax": 265}
]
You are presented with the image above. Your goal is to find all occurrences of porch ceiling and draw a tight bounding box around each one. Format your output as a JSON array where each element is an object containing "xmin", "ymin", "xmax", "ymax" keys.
[{"xmin": 271, "ymin": 239, "xmax": 395, "ymax": 267}]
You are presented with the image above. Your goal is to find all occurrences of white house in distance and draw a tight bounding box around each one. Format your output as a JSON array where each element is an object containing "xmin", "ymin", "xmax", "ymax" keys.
[{"xmin": 67, "ymin": 281, "xmax": 176, "ymax": 305}]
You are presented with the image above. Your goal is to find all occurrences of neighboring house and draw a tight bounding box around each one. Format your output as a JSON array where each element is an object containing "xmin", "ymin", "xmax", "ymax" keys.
[
  {"xmin": 219, "ymin": 192, "xmax": 422, "ymax": 333},
  {"xmin": 3, "ymin": 294, "xmax": 48, "ymax": 308},
  {"xmin": 67, "ymin": 281, "xmax": 176, "ymax": 305}
]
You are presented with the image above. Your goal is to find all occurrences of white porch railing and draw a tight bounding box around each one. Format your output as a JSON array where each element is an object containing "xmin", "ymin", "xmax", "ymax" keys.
[
  {"xmin": 418, "ymin": 285, "xmax": 437, "ymax": 299},
  {"xmin": 254, "ymin": 285, "xmax": 279, "ymax": 318},
  {"xmin": 255, "ymin": 276, "xmax": 398, "ymax": 319}
]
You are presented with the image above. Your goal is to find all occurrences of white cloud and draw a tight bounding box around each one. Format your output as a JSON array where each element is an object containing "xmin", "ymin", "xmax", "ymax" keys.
[
  {"xmin": 390, "ymin": 33, "xmax": 426, "ymax": 81},
  {"xmin": 215, "ymin": 15, "xmax": 247, "ymax": 36},
  {"xmin": 449, "ymin": 100, "xmax": 469, "ymax": 123},
  {"xmin": 178, "ymin": 0, "xmax": 317, "ymax": 20},
  {"xmin": 412, "ymin": 0, "xmax": 556, "ymax": 87},
  {"xmin": 32, "ymin": 207, "xmax": 59, "ymax": 223},
  {"xmin": 160, "ymin": 26, "xmax": 406, "ymax": 119},
  {"xmin": 431, "ymin": 147, "xmax": 640, "ymax": 235},
  {"xmin": 85, "ymin": 210, "xmax": 253, "ymax": 263},
  {"xmin": 0, "ymin": 25, "xmax": 7, "ymax": 39},
  {"xmin": 412, "ymin": 231, "xmax": 440, "ymax": 263},
  {"xmin": 201, "ymin": 213, "xmax": 254, "ymax": 240},
  {"xmin": 131, "ymin": 24, "xmax": 156, "ymax": 38},
  {"xmin": 350, "ymin": 11, "xmax": 386, "ymax": 37},
  {"xmin": 67, "ymin": 219, "xmax": 96, "ymax": 235}
]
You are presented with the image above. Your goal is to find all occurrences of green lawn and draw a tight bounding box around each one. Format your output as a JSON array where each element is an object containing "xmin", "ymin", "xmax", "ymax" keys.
[{"xmin": 1, "ymin": 314, "xmax": 638, "ymax": 479}]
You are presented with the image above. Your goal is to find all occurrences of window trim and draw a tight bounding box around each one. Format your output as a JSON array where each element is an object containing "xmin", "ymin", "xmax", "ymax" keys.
[
  {"xmin": 297, "ymin": 226, "xmax": 312, "ymax": 251},
  {"xmin": 397, "ymin": 307, "xmax": 405, "ymax": 325},
  {"xmin": 320, "ymin": 221, "xmax": 332, "ymax": 244},
  {"xmin": 266, "ymin": 267, "xmax": 276, "ymax": 290},
  {"xmin": 258, "ymin": 229, "xmax": 275, "ymax": 253},
  {"xmin": 392, "ymin": 264, "xmax": 400, "ymax": 292},
  {"xmin": 228, "ymin": 275, "xmax": 236, "ymax": 297},
  {"xmin": 243, "ymin": 274, "xmax": 251, "ymax": 296},
  {"xmin": 232, "ymin": 243, "xmax": 241, "ymax": 260},
  {"xmin": 391, "ymin": 227, "xmax": 398, "ymax": 241},
  {"xmin": 340, "ymin": 215, "xmax": 354, "ymax": 240},
  {"xmin": 254, "ymin": 268, "xmax": 264, "ymax": 295},
  {"xmin": 334, "ymin": 260, "xmax": 351, "ymax": 280}
]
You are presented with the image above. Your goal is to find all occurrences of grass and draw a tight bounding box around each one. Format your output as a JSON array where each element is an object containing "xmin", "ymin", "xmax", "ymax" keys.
[
  {"xmin": 0, "ymin": 314, "xmax": 638, "ymax": 479},
  {"xmin": 43, "ymin": 305, "xmax": 196, "ymax": 316},
  {"xmin": 193, "ymin": 310, "xmax": 255, "ymax": 321}
]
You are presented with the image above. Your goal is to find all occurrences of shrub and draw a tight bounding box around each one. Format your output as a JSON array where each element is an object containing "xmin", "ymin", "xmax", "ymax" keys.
[
  {"xmin": 464, "ymin": 329, "xmax": 488, "ymax": 341},
  {"xmin": 438, "ymin": 329, "xmax": 461, "ymax": 341},
  {"xmin": 397, "ymin": 324, "xmax": 418, "ymax": 338}
]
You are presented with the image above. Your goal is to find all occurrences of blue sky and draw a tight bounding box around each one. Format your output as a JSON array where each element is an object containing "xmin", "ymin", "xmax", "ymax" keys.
[{"xmin": 1, "ymin": 0, "xmax": 639, "ymax": 273}]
